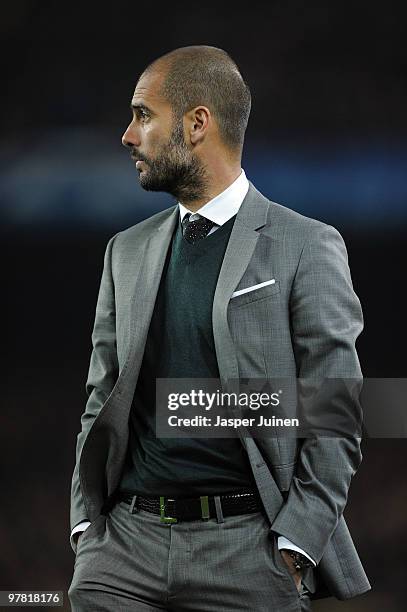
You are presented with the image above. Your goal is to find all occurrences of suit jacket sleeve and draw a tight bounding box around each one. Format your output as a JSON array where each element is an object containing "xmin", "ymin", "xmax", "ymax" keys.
[
  {"xmin": 271, "ymin": 223, "xmax": 364, "ymax": 565},
  {"xmin": 70, "ymin": 232, "xmax": 120, "ymax": 533}
]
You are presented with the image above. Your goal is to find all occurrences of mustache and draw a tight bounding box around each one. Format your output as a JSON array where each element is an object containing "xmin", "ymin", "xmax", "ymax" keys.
[{"xmin": 130, "ymin": 150, "xmax": 148, "ymax": 162}]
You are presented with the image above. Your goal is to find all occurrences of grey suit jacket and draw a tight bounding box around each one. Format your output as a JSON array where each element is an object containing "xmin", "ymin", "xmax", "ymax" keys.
[{"xmin": 70, "ymin": 181, "xmax": 371, "ymax": 600}]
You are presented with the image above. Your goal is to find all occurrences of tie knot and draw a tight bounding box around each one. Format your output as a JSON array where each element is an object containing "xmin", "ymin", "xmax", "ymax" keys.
[
  {"xmin": 182, "ymin": 213, "xmax": 216, "ymax": 244},
  {"xmin": 181, "ymin": 212, "xmax": 192, "ymax": 229}
]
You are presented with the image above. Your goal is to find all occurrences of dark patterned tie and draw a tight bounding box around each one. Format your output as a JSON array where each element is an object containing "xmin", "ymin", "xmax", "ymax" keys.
[{"xmin": 181, "ymin": 213, "xmax": 216, "ymax": 244}]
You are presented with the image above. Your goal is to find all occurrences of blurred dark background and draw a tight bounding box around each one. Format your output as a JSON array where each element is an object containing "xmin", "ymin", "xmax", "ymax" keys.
[{"xmin": 1, "ymin": 1, "xmax": 406, "ymax": 610}]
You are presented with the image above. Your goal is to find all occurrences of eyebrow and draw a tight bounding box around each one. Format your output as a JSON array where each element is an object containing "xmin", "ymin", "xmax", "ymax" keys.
[{"xmin": 130, "ymin": 103, "xmax": 152, "ymax": 113}]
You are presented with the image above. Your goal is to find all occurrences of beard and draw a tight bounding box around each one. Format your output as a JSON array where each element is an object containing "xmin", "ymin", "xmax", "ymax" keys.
[{"xmin": 134, "ymin": 119, "xmax": 208, "ymax": 203}]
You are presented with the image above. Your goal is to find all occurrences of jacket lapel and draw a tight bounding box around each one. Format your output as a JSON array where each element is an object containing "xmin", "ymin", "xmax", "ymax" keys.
[
  {"xmin": 212, "ymin": 182, "xmax": 269, "ymax": 386},
  {"xmin": 211, "ymin": 183, "xmax": 283, "ymax": 469},
  {"xmin": 125, "ymin": 205, "xmax": 179, "ymax": 382}
]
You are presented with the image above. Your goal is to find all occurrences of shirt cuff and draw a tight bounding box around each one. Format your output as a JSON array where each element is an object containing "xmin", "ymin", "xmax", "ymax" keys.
[
  {"xmin": 277, "ymin": 536, "xmax": 317, "ymax": 567},
  {"xmin": 70, "ymin": 520, "xmax": 91, "ymax": 553}
]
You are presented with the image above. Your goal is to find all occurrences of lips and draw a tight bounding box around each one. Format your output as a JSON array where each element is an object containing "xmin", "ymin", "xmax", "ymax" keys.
[{"xmin": 131, "ymin": 156, "xmax": 146, "ymax": 169}]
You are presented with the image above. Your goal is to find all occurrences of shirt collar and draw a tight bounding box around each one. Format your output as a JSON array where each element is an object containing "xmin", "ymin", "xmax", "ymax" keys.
[{"xmin": 178, "ymin": 168, "xmax": 249, "ymax": 226}]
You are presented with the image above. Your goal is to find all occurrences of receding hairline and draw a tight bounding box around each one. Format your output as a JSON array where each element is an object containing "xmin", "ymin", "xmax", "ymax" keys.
[{"xmin": 140, "ymin": 45, "xmax": 242, "ymax": 86}]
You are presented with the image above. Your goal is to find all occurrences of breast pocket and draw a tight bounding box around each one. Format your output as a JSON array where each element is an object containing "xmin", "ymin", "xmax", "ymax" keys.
[{"xmin": 228, "ymin": 280, "xmax": 281, "ymax": 309}]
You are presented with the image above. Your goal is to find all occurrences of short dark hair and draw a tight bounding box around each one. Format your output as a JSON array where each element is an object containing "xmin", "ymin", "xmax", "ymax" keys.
[{"xmin": 143, "ymin": 45, "xmax": 251, "ymax": 152}]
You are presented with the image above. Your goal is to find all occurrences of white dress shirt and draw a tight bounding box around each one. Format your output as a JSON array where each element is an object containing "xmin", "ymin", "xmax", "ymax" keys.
[
  {"xmin": 178, "ymin": 168, "xmax": 249, "ymax": 231},
  {"xmin": 71, "ymin": 168, "xmax": 316, "ymax": 567}
]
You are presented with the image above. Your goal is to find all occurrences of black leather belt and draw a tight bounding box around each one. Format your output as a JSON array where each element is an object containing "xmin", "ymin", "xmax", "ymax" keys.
[{"xmin": 117, "ymin": 490, "xmax": 263, "ymax": 523}]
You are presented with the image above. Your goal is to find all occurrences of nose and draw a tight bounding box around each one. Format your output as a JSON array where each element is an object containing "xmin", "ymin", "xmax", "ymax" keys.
[{"xmin": 121, "ymin": 122, "xmax": 141, "ymax": 149}]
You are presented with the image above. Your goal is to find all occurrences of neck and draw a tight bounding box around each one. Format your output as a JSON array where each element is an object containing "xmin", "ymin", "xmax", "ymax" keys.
[{"xmin": 179, "ymin": 164, "xmax": 242, "ymax": 213}]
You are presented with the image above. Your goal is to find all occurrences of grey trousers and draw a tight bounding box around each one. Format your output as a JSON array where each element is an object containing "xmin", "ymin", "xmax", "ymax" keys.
[{"xmin": 68, "ymin": 499, "xmax": 312, "ymax": 611}]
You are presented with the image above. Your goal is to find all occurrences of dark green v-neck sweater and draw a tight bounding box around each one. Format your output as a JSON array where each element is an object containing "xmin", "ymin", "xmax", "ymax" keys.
[{"xmin": 118, "ymin": 212, "xmax": 256, "ymax": 497}]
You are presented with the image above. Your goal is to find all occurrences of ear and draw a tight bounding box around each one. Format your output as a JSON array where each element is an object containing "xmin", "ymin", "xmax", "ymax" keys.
[{"xmin": 185, "ymin": 106, "xmax": 211, "ymax": 145}]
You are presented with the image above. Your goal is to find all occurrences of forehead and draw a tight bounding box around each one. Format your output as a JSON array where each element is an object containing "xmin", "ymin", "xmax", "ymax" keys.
[{"xmin": 131, "ymin": 70, "xmax": 170, "ymax": 111}]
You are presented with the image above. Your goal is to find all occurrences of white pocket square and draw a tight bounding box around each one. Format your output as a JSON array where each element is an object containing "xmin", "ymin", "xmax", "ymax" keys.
[{"xmin": 231, "ymin": 278, "xmax": 276, "ymax": 298}]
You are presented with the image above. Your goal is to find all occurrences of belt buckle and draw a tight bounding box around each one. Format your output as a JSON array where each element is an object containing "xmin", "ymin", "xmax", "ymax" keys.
[
  {"xmin": 160, "ymin": 497, "xmax": 177, "ymax": 524},
  {"xmin": 200, "ymin": 495, "xmax": 210, "ymax": 520}
]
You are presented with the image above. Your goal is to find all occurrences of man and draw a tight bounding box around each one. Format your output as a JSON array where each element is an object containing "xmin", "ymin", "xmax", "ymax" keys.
[{"xmin": 68, "ymin": 46, "xmax": 371, "ymax": 611}]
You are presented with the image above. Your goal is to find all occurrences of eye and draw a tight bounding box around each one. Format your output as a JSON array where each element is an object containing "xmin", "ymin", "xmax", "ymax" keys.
[{"xmin": 131, "ymin": 108, "xmax": 149, "ymax": 122}]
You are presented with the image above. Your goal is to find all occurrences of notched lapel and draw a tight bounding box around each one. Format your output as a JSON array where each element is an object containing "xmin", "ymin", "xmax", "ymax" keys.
[
  {"xmin": 212, "ymin": 182, "xmax": 270, "ymax": 385},
  {"xmin": 124, "ymin": 207, "xmax": 179, "ymax": 377}
]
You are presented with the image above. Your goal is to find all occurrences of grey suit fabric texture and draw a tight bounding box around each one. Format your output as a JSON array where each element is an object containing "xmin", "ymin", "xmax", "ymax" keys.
[
  {"xmin": 69, "ymin": 501, "xmax": 312, "ymax": 611},
  {"xmin": 69, "ymin": 181, "xmax": 371, "ymax": 608}
]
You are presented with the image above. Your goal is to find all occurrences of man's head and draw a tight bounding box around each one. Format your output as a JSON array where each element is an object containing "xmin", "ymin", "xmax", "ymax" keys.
[{"xmin": 121, "ymin": 45, "xmax": 251, "ymax": 203}]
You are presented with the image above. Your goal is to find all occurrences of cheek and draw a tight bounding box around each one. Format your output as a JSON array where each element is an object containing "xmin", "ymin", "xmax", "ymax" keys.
[{"xmin": 146, "ymin": 128, "xmax": 167, "ymax": 153}]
